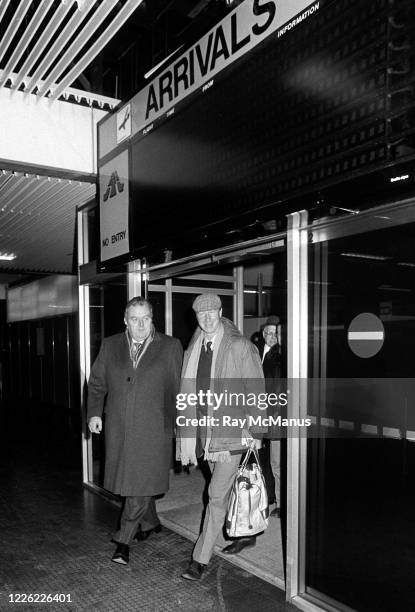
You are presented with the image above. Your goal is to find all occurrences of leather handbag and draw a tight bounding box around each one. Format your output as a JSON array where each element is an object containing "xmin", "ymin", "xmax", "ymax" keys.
[{"xmin": 226, "ymin": 444, "xmax": 269, "ymax": 537}]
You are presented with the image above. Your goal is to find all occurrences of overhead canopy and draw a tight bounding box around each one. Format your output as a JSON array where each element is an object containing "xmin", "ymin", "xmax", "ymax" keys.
[
  {"xmin": 0, "ymin": 0, "xmax": 143, "ymax": 104},
  {"xmin": 0, "ymin": 0, "xmax": 151, "ymax": 276},
  {"xmin": 0, "ymin": 170, "xmax": 95, "ymax": 274}
]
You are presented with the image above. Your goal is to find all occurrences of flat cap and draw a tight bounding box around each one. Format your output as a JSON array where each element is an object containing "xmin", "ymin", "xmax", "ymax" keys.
[
  {"xmin": 192, "ymin": 293, "xmax": 222, "ymax": 313},
  {"xmin": 264, "ymin": 315, "xmax": 280, "ymax": 327}
]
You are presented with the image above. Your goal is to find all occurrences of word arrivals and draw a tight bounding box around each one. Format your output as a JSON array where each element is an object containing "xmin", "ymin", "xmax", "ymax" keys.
[{"xmin": 145, "ymin": 0, "xmax": 277, "ymax": 120}]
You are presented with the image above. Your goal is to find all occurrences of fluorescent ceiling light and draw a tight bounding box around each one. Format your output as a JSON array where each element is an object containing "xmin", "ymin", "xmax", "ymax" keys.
[
  {"xmin": 378, "ymin": 285, "xmax": 411, "ymax": 293},
  {"xmin": 398, "ymin": 262, "xmax": 415, "ymax": 268},
  {"xmin": 0, "ymin": 253, "xmax": 16, "ymax": 261},
  {"xmin": 340, "ymin": 252, "xmax": 391, "ymax": 261},
  {"xmin": 390, "ymin": 174, "xmax": 409, "ymax": 182},
  {"xmin": 308, "ymin": 281, "xmax": 332, "ymax": 285},
  {"xmin": 332, "ymin": 206, "xmax": 359, "ymax": 214}
]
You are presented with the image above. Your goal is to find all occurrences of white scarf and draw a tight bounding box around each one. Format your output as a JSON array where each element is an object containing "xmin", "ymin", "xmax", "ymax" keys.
[{"xmin": 179, "ymin": 323, "xmax": 231, "ymax": 465}]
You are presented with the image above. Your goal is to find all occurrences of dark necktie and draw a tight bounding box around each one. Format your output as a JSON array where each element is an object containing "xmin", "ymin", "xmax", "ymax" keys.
[{"xmin": 195, "ymin": 340, "xmax": 213, "ymax": 457}]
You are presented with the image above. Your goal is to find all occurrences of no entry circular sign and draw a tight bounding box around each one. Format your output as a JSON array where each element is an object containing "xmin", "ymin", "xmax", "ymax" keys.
[{"xmin": 347, "ymin": 313, "xmax": 385, "ymax": 358}]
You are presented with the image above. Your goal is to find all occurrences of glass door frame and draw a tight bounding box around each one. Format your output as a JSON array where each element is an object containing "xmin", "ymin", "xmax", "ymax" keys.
[
  {"xmin": 287, "ymin": 196, "xmax": 415, "ymax": 612},
  {"xmin": 78, "ymin": 219, "xmax": 287, "ymax": 489}
]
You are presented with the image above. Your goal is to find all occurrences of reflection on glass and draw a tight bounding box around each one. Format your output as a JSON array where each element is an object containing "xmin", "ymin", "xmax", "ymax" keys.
[
  {"xmin": 89, "ymin": 279, "xmax": 126, "ymax": 488},
  {"xmin": 148, "ymin": 292, "xmax": 165, "ymax": 333},
  {"xmin": 306, "ymin": 224, "xmax": 415, "ymax": 611}
]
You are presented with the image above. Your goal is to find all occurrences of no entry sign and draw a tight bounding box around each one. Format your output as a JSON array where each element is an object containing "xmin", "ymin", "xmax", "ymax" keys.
[{"xmin": 347, "ymin": 313, "xmax": 385, "ymax": 358}]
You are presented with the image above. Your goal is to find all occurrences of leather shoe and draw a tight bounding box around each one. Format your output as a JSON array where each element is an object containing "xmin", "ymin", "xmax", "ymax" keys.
[
  {"xmin": 134, "ymin": 523, "xmax": 162, "ymax": 541},
  {"xmin": 222, "ymin": 536, "xmax": 256, "ymax": 554},
  {"xmin": 111, "ymin": 543, "xmax": 129, "ymax": 565},
  {"xmin": 181, "ymin": 560, "xmax": 206, "ymax": 581},
  {"xmin": 270, "ymin": 506, "xmax": 281, "ymax": 518}
]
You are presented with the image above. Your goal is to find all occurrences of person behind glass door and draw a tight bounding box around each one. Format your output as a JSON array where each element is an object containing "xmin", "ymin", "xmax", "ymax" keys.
[
  {"xmin": 87, "ymin": 297, "xmax": 183, "ymax": 565},
  {"xmin": 258, "ymin": 315, "xmax": 283, "ymax": 518}
]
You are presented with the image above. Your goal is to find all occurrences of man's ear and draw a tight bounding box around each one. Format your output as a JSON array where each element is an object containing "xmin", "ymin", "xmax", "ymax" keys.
[
  {"xmin": 124, "ymin": 317, "xmax": 127, "ymax": 326},
  {"xmin": 219, "ymin": 308, "xmax": 223, "ymax": 317}
]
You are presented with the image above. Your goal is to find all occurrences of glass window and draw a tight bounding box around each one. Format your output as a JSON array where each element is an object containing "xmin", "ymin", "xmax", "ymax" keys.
[
  {"xmin": 88, "ymin": 278, "xmax": 127, "ymax": 488},
  {"xmin": 306, "ymin": 223, "xmax": 415, "ymax": 611}
]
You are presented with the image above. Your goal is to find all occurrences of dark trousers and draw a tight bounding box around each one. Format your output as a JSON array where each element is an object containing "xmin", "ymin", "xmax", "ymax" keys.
[{"xmin": 114, "ymin": 496, "xmax": 159, "ymax": 544}]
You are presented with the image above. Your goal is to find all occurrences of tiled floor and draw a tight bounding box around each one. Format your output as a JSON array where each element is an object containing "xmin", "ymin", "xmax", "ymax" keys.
[
  {"xmin": 0, "ymin": 422, "xmax": 294, "ymax": 612},
  {"xmin": 157, "ymin": 468, "xmax": 285, "ymax": 588}
]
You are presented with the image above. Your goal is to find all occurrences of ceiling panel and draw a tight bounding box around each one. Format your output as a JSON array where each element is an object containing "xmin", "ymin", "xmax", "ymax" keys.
[
  {"xmin": 0, "ymin": 171, "xmax": 95, "ymax": 274},
  {"xmin": 0, "ymin": 0, "xmax": 140, "ymax": 107}
]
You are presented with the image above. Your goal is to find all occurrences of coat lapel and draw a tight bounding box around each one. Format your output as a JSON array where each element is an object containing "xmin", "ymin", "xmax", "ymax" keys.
[{"xmin": 132, "ymin": 331, "xmax": 161, "ymax": 373}]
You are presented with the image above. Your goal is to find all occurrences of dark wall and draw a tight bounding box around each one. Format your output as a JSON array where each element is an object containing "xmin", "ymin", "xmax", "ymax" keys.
[{"xmin": 0, "ymin": 305, "xmax": 80, "ymax": 436}]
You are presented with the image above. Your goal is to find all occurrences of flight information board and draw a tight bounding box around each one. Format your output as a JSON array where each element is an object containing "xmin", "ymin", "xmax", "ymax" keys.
[{"xmin": 128, "ymin": 0, "xmax": 415, "ymax": 258}]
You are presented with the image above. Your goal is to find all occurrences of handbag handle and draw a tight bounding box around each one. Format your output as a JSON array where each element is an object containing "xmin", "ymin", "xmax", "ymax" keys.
[{"xmin": 240, "ymin": 442, "xmax": 262, "ymax": 473}]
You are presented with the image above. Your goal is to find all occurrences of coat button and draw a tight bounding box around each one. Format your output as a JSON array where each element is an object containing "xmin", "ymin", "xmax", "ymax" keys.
[{"xmin": 127, "ymin": 377, "xmax": 131, "ymax": 382}]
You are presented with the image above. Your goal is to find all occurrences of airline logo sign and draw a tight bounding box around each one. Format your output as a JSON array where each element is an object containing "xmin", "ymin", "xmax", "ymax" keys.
[
  {"xmin": 99, "ymin": 149, "xmax": 129, "ymax": 262},
  {"xmin": 116, "ymin": 103, "xmax": 131, "ymax": 143},
  {"xmin": 132, "ymin": 0, "xmax": 320, "ymax": 134}
]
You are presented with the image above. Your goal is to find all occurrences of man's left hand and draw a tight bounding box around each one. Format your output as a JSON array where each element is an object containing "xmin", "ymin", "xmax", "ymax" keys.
[{"xmin": 241, "ymin": 429, "xmax": 262, "ymax": 449}]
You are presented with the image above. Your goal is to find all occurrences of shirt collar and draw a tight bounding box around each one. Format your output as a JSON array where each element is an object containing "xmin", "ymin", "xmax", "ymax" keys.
[
  {"xmin": 202, "ymin": 333, "xmax": 216, "ymax": 350},
  {"xmin": 125, "ymin": 326, "xmax": 154, "ymax": 350}
]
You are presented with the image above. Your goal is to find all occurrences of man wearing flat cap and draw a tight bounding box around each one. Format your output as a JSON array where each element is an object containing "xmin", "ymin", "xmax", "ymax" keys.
[{"xmin": 180, "ymin": 293, "xmax": 265, "ymax": 581}]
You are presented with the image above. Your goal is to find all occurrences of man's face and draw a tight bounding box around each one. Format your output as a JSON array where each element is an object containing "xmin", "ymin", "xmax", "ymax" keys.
[
  {"xmin": 263, "ymin": 324, "xmax": 278, "ymax": 348},
  {"xmin": 196, "ymin": 308, "xmax": 222, "ymax": 337},
  {"xmin": 124, "ymin": 303, "xmax": 152, "ymax": 342}
]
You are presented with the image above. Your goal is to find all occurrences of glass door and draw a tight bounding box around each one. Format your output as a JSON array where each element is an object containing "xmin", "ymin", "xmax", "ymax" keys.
[
  {"xmin": 78, "ymin": 203, "xmax": 128, "ymax": 492},
  {"xmin": 300, "ymin": 204, "xmax": 415, "ymax": 611}
]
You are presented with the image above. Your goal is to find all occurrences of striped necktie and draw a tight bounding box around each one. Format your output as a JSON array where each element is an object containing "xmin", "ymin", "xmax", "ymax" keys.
[{"xmin": 131, "ymin": 341, "xmax": 144, "ymax": 368}]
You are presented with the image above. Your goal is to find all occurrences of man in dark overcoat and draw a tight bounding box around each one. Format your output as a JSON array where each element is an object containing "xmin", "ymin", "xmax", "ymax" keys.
[{"xmin": 87, "ymin": 296, "xmax": 183, "ymax": 565}]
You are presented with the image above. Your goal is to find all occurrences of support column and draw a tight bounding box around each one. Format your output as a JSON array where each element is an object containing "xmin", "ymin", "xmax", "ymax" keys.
[{"xmin": 286, "ymin": 210, "xmax": 309, "ymax": 601}]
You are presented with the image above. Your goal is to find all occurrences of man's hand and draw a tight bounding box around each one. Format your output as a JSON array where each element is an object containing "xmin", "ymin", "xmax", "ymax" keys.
[
  {"xmin": 88, "ymin": 416, "xmax": 102, "ymax": 434},
  {"xmin": 241, "ymin": 429, "xmax": 262, "ymax": 449}
]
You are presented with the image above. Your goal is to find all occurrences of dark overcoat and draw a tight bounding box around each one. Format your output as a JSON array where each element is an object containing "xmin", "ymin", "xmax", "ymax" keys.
[{"xmin": 87, "ymin": 331, "xmax": 183, "ymax": 496}]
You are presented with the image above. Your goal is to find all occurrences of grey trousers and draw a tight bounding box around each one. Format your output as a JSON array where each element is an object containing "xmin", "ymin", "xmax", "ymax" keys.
[
  {"xmin": 270, "ymin": 440, "xmax": 281, "ymax": 506},
  {"xmin": 114, "ymin": 496, "xmax": 159, "ymax": 545},
  {"xmin": 193, "ymin": 452, "xmax": 241, "ymax": 565}
]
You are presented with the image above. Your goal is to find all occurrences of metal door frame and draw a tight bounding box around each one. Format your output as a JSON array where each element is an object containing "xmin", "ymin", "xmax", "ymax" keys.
[{"xmin": 287, "ymin": 196, "xmax": 415, "ymax": 612}]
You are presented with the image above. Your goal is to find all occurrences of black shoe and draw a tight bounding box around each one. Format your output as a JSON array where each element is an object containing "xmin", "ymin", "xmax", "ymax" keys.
[
  {"xmin": 111, "ymin": 543, "xmax": 129, "ymax": 565},
  {"xmin": 270, "ymin": 506, "xmax": 281, "ymax": 518},
  {"xmin": 222, "ymin": 537, "xmax": 257, "ymax": 554},
  {"xmin": 134, "ymin": 523, "xmax": 162, "ymax": 541},
  {"xmin": 181, "ymin": 560, "xmax": 206, "ymax": 581}
]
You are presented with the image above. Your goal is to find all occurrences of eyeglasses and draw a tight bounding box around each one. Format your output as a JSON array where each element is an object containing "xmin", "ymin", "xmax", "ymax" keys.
[{"xmin": 264, "ymin": 331, "xmax": 278, "ymax": 337}]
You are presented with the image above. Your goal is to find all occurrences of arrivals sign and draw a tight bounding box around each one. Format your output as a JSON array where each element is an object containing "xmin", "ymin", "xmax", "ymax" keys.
[
  {"xmin": 112, "ymin": 0, "xmax": 320, "ymax": 145},
  {"xmin": 99, "ymin": 149, "xmax": 129, "ymax": 263}
]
